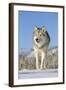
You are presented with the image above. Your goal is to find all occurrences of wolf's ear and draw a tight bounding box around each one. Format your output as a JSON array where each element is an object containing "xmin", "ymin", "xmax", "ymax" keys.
[
  {"xmin": 34, "ymin": 26, "xmax": 37, "ymax": 32},
  {"xmin": 42, "ymin": 26, "xmax": 46, "ymax": 32}
]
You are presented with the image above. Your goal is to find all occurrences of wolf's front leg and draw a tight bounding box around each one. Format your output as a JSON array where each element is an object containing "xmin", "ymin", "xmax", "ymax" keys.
[
  {"xmin": 35, "ymin": 53, "xmax": 39, "ymax": 70},
  {"xmin": 40, "ymin": 52, "xmax": 45, "ymax": 70}
]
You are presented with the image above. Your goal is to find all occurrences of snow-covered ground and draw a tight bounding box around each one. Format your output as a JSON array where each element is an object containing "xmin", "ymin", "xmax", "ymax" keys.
[{"xmin": 18, "ymin": 69, "xmax": 58, "ymax": 79}]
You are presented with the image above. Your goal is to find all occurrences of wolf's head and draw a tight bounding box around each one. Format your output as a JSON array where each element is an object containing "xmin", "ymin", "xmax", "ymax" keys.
[{"xmin": 33, "ymin": 26, "xmax": 50, "ymax": 48}]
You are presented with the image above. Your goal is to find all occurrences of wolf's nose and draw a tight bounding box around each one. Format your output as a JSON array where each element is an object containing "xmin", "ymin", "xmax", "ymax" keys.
[
  {"xmin": 36, "ymin": 38, "xmax": 38, "ymax": 41},
  {"xmin": 36, "ymin": 38, "xmax": 39, "ymax": 42}
]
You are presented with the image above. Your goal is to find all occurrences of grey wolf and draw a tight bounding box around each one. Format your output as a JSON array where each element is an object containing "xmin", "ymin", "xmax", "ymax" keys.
[{"xmin": 33, "ymin": 26, "xmax": 50, "ymax": 70}]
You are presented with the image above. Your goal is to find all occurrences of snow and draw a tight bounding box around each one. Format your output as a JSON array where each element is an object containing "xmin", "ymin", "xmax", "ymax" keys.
[{"xmin": 18, "ymin": 69, "xmax": 58, "ymax": 79}]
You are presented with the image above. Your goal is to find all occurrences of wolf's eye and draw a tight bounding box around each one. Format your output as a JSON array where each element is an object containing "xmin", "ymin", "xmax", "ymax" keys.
[{"xmin": 43, "ymin": 33, "xmax": 45, "ymax": 36}]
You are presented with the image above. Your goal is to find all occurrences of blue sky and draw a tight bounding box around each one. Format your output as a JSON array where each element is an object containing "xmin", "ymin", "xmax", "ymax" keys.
[{"xmin": 18, "ymin": 11, "xmax": 58, "ymax": 52}]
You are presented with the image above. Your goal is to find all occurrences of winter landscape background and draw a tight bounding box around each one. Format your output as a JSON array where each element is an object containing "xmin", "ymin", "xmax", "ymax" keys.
[{"xmin": 18, "ymin": 47, "xmax": 58, "ymax": 70}]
